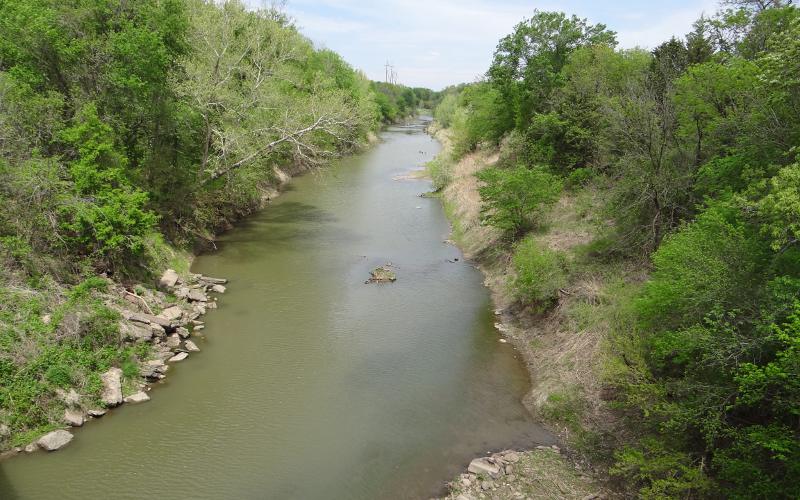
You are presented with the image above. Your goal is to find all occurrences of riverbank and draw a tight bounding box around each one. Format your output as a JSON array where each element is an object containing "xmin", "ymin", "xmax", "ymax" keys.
[
  {"xmin": 429, "ymin": 125, "xmax": 633, "ymax": 498},
  {"xmin": 0, "ymin": 129, "xmax": 380, "ymax": 458}
]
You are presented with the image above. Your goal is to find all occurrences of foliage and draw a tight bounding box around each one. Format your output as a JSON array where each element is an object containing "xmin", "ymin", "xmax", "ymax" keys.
[
  {"xmin": 509, "ymin": 237, "xmax": 567, "ymax": 308},
  {"xmin": 476, "ymin": 165, "xmax": 562, "ymax": 237},
  {"xmin": 432, "ymin": 2, "xmax": 800, "ymax": 497}
]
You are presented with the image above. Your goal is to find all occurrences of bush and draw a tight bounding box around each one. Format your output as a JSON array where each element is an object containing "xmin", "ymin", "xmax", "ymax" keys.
[
  {"xmin": 510, "ymin": 237, "xmax": 567, "ymax": 308},
  {"xmin": 636, "ymin": 203, "xmax": 768, "ymax": 331},
  {"xmin": 477, "ymin": 165, "xmax": 563, "ymax": 238},
  {"xmin": 566, "ymin": 167, "xmax": 594, "ymax": 189}
]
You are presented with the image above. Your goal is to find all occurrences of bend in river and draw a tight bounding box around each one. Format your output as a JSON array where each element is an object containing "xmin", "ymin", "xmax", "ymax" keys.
[{"xmin": 0, "ymin": 117, "xmax": 553, "ymax": 500}]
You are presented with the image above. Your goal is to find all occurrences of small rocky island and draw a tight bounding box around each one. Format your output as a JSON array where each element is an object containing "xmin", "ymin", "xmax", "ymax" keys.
[{"xmin": 366, "ymin": 265, "xmax": 397, "ymax": 284}]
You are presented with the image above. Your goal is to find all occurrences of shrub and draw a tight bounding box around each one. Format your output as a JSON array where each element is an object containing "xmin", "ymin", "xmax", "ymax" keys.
[
  {"xmin": 566, "ymin": 167, "xmax": 594, "ymax": 189},
  {"xmin": 636, "ymin": 203, "xmax": 768, "ymax": 331},
  {"xmin": 477, "ymin": 165, "xmax": 562, "ymax": 238},
  {"xmin": 510, "ymin": 237, "xmax": 567, "ymax": 308}
]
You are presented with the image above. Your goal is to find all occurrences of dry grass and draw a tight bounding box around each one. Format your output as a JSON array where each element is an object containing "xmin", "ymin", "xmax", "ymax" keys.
[{"xmin": 435, "ymin": 135, "xmax": 646, "ymax": 495}]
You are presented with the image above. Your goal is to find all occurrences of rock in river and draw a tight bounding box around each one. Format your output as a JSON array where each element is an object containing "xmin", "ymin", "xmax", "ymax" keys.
[
  {"xmin": 100, "ymin": 367, "xmax": 123, "ymax": 407},
  {"xmin": 37, "ymin": 430, "xmax": 73, "ymax": 451},
  {"xmin": 184, "ymin": 340, "xmax": 200, "ymax": 352},
  {"xmin": 124, "ymin": 391, "xmax": 150, "ymax": 404}
]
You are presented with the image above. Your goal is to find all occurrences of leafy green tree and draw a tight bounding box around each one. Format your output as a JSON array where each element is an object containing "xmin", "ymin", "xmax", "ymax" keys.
[
  {"xmin": 59, "ymin": 104, "xmax": 158, "ymax": 267},
  {"xmin": 488, "ymin": 11, "xmax": 616, "ymax": 132},
  {"xmin": 476, "ymin": 165, "xmax": 562, "ymax": 238}
]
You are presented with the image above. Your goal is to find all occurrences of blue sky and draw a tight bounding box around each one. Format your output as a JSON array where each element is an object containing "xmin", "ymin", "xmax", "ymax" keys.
[{"xmin": 276, "ymin": 0, "xmax": 720, "ymax": 90}]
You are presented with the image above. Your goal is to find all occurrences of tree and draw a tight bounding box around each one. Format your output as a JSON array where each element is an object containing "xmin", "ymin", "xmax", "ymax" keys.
[
  {"xmin": 488, "ymin": 11, "xmax": 616, "ymax": 132},
  {"xmin": 476, "ymin": 165, "xmax": 562, "ymax": 238}
]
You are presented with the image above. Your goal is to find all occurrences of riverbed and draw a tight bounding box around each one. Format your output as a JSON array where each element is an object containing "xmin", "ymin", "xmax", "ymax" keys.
[{"xmin": 0, "ymin": 117, "xmax": 553, "ymax": 499}]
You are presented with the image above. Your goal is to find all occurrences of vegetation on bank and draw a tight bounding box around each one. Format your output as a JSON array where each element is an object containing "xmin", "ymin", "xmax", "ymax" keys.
[
  {"xmin": 432, "ymin": 1, "xmax": 800, "ymax": 497},
  {"xmin": 0, "ymin": 0, "xmax": 434, "ymax": 450}
]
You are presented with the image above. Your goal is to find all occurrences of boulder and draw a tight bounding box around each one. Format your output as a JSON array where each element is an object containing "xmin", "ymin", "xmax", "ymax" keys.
[
  {"xmin": 159, "ymin": 269, "xmax": 180, "ymax": 289},
  {"xmin": 187, "ymin": 289, "xmax": 208, "ymax": 302},
  {"xmin": 56, "ymin": 388, "xmax": 81, "ymax": 407},
  {"xmin": 176, "ymin": 327, "xmax": 191, "ymax": 339},
  {"xmin": 87, "ymin": 409, "xmax": 107, "ymax": 418},
  {"xmin": 63, "ymin": 409, "xmax": 84, "ymax": 427},
  {"xmin": 467, "ymin": 458, "xmax": 502, "ymax": 478},
  {"xmin": 124, "ymin": 391, "xmax": 150, "ymax": 404},
  {"xmin": 168, "ymin": 352, "xmax": 189, "ymax": 363},
  {"xmin": 24, "ymin": 442, "xmax": 38, "ymax": 453},
  {"xmin": 175, "ymin": 287, "xmax": 191, "ymax": 299},
  {"xmin": 184, "ymin": 340, "xmax": 200, "ymax": 352},
  {"xmin": 210, "ymin": 284, "xmax": 226, "ymax": 294},
  {"xmin": 100, "ymin": 368, "xmax": 123, "ymax": 407},
  {"xmin": 123, "ymin": 311, "xmax": 172, "ymax": 329},
  {"xmin": 140, "ymin": 359, "xmax": 168, "ymax": 379},
  {"xmin": 503, "ymin": 451, "xmax": 520, "ymax": 463},
  {"xmin": 165, "ymin": 334, "xmax": 181, "ymax": 349},
  {"xmin": 37, "ymin": 430, "xmax": 73, "ymax": 451},
  {"xmin": 120, "ymin": 322, "xmax": 153, "ymax": 343},
  {"xmin": 0, "ymin": 424, "xmax": 9, "ymax": 438},
  {"xmin": 158, "ymin": 305, "xmax": 183, "ymax": 322}
]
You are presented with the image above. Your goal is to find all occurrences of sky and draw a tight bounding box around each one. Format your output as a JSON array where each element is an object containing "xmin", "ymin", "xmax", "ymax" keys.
[{"xmin": 272, "ymin": 0, "xmax": 721, "ymax": 90}]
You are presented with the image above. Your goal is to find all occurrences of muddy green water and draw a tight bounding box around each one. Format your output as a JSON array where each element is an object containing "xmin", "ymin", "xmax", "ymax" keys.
[{"xmin": 0, "ymin": 117, "xmax": 553, "ymax": 499}]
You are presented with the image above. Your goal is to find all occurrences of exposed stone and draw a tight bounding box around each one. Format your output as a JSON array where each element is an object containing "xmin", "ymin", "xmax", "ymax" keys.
[
  {"xmin": 123, "ymin": 311, "xmax": 172, "ymax": 329},
  {"xmin": 206, "ymin": 301, "xmax": 217, "ymax": 309},
  {"xmin": 56, "ymin": 388, "xmax": 81, "ymax": 407},
  {"xmin": 165, "ymin": 334, "xmax": 181, "ymax": 349},
  {"xmin": 140, "ymin": 359, "xmax": 168, "ymax": 379},
  {"xmin": 87, "ymin": 409, "xmax": 107, "ymax": 418},
  {"xmin": 159, "ymin": 269, "xmax": 180, "ymax": 289},
  {"xmin": 124, "ymin": 391, "xmax": 150, "ymax": 404},
  {"xmin": 184, "ymin": 340, "xmax": 200, "ymax": 352},
  {"xmin": 37, "ymin": 430, "xmax": 73, "ymax": 451},
  {"xmin": 480, "ymin": 480, "xmax": 495, "ymax": 491},
  {"xmin": 168, "ymin": 352, "xmax": 189, "ymax": 362},
  {"xmin": 194, "ymin": 324, "xmax": 205, "ymax": 331},
  {"xmin": 158, "ymin": 305, "xmax": 183, "ymax": 321},
  {"xmin": 175, "ymin": 287, "xmax": 191, "ymax": 299},
  {"xmin": 41, "ymin": 314, "xmax": 52, "ymax": 324},
  {"xmin": 176, "ymin": 327, "xmax": 191, "ymax": 339},
  {"xmin": 0, "ymin": 424, "xmax": 9, "ymax": 437},
  {"xmin": 503, "ymin": 451, "xmax": 520, "ymax": 463},
  {"xmin": 468, "ymin": 458, "xmax": 502, "ymax": 478},
  {"xmin": 24, "ymin": 442, "xmax": 38, "ymax": 453},
  {"xmin": 100, "ymin": 367, "xmax": 123, "ymax": 407},
  {"xmin": 63, "ymin": 409, "xmax": 84, "ymax": 427},
  {"xmin": 210, "ymin": 284, "xmax": 226, "ymax": 294},
  {"xmin": 150, "ymin": 323, "xmax": 166, "ymax": 337},
  {"xmin": 120, "ymin": 321, "xmax": 153, "ymax": 343},
  {"xmin": 187, "ymin": 289, "xmax": 208, "ymax": 302},
  {"xmin": 199, "ymin": 275, "xmax": 227, "ymax": 285}
]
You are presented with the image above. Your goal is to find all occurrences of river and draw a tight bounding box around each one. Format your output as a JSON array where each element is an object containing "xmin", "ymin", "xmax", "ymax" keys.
[{"xmin": 0, "ymin": 116, "xmax": 553, "ymax": 499}]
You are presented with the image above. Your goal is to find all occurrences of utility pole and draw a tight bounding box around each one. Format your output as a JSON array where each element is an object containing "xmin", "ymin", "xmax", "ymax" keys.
[{"xmin": 385, "ymin": 60, "xmax": 398, "ymax": 85}]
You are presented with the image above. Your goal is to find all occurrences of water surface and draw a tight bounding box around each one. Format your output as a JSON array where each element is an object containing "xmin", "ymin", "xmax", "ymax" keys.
[{"xmin": 0, "ymin": 117, "xmax": 553, "ymax": 499}]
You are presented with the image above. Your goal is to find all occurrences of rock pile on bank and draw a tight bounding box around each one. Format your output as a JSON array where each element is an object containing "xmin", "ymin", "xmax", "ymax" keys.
[
  {"xmin": 443, "ymin": 447, "xmax": 605, "ymax": 500},
  {"xmin": 15, "ymin": 269, "xmax": 227, "ymax": 455}
]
